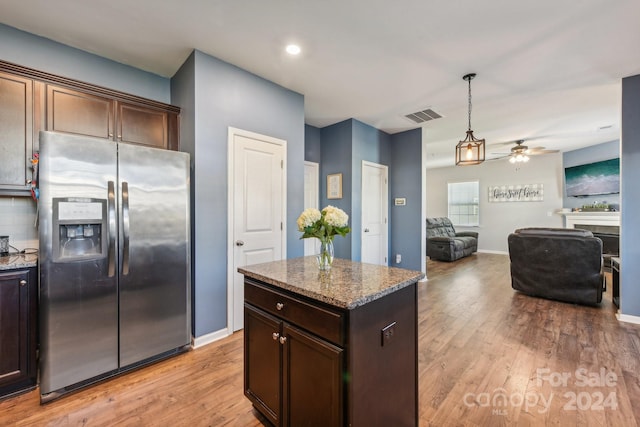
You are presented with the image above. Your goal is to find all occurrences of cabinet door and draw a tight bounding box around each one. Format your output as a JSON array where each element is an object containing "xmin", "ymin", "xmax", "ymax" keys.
[
  {"xmin": 117, "ymin": 102, "xmax": 168, "ymax": 149},
  {"xmin": 283, "ymin": 323, "xmax": 343, "ymax": 427},
  {"xmin": 244, "ymin": 304, "xmax": 282, "ymax": 426},
  {"xmin": 0, "ymin": 270, "xmax": 32, "ymax": 392},
  {"xmin": 0, "ymin": 71, "xmax": 33, "ymax": 191},
  {"xmin": 46, "ymin": 85, "xmax": 114, "ymax": 139}
]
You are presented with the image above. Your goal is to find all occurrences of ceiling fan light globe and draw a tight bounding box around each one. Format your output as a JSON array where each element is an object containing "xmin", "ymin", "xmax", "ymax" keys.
[
  {"xmin": 523, "ymin": 156, "xmax": 530, "ymax": 162},
  {"xmin": 509, "ymin": 157, "xmax": 516, "ymax": 164}
]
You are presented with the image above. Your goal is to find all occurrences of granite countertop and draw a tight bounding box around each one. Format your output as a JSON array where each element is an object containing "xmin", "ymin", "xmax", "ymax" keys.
[
  {"xmin": 238, "ymin": 257, "xmax": 425, "ymax": 309},
  {"xmin": 0, "ymin": 253, "xmax": 38, "ymax": 270}
]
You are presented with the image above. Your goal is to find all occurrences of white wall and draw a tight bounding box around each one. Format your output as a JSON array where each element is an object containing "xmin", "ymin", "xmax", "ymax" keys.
[
  {"xmin": 0, "ymin": 197, "xmax": 38, "ymax": 251},
  {"xmin": 426, "ymin": 153, "xmax": 564, "ymax": 253}
]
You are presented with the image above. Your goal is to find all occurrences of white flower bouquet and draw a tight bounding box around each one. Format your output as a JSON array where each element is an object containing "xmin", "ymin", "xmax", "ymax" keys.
[{"xmin": 297, "ymin": 205, "xmax": 351, "ymax": 244}]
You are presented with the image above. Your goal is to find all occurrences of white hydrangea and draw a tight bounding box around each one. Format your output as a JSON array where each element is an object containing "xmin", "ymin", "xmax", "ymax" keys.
[
  {"xmin": 322, "ymin": 205, "xmax": 349, "ymax": 227},
  {"xmin": 297, "ymin": 208, "xmax": 321, "ymax": 231}
]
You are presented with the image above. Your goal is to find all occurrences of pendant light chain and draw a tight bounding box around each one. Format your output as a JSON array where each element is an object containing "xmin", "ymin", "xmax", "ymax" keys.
[{"xmin": 467, "ymin": 77, "xmax": 472, "ymax": 131}]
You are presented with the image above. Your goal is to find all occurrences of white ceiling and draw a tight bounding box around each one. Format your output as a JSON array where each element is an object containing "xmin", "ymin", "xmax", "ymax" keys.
[{"xmin": 2, "ymin": 0, "xmax": 639, "ymax": 167}]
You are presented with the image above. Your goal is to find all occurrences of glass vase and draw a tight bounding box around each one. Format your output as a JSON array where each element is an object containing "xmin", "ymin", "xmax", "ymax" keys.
[{"xmin": 316, "ymin": 239, "xmax": 334, "ymax": 271}]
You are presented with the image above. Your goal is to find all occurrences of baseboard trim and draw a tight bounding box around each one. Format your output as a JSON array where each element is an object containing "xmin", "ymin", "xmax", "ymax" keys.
[
  {"xmin": 616, "ymin": 313, "xmax": 640, "ymax": 325},
  {"xmin": 192, "ymin": 328, "xmax": 230, "ymax": 349},
  {"xmin": 477, "ymin": 249, "xmax": 509, "ymax": 255}
]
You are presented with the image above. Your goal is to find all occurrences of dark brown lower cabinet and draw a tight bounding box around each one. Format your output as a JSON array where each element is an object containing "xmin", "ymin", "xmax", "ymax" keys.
[
  {"xmin": 245, "ymin": 304, "xmax": 343, "ymax": 427},
  {"xmin": 0, "ymin": 267, "xmax": 37, "ymax": 399},
  {"xmin": 244, "ymin": 278, "xmax": 417, "ymax": 427}
]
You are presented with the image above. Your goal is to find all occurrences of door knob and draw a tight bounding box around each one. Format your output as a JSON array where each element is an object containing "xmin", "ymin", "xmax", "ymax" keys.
[
  {"xmin": 236, "ymin": 240, "xmax": 245, "ymax": 246},
  {"xmin": 272, "ymin": 332, "xmax": 280, "ymax": 341},
  {"xmin": 364, "ymin": 228, "xmax": 370, "ymax": 232},
  {"xmin": 19, "ymin": 280, "xmax": 27, "ymax": 287}
]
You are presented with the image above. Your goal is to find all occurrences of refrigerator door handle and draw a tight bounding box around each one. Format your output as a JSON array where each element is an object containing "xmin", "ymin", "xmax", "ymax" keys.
[
  {"xmin": 107, "ymin": 181, "xmax": 117, "ymax": 277},
  {"xmin": 122, "ymin": 181, "xmax": 130, "ymax": 275}
]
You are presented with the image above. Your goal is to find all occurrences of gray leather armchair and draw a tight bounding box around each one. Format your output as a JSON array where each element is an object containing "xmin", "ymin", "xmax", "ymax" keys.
[
  {"xmin": 426, "ymin": 217, "xmax": 478, "ymax": 262},
  {"xmin": 508, "ymin": 227, "xmax": 604, "ymax": 305}
]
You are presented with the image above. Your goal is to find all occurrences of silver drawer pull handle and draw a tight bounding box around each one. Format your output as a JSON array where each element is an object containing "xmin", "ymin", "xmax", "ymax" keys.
[
  {"xmin": 272, "ymin": 332, "xmax": 279, "ymax": 341},
  {"xmin": 276, "ymin": 302, "xmax": 284, "ymax": 311},
  {"xmin": 19, "ymin": 280, "xmax": 27, "ymax": 287},
  {"xmin": 279, "ymin": 336, "xmax": 287, "ymax": 344}
]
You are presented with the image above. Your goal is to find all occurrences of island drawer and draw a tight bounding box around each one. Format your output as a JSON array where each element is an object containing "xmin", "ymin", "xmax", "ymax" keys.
[{"xmin": 244, "ymin": 279, "xmax": 344, "ymax": 346}]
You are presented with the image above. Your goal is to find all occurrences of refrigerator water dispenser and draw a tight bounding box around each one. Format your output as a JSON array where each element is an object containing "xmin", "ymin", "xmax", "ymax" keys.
[{"xmin": 52, "ymin": 198, "xmax": 107, "ymax": 262}]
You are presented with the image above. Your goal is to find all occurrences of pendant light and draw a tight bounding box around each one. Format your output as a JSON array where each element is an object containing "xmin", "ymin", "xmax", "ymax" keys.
[{"xmin": 455, "ymin": 73, "xmax": 485, "ymax": 166}]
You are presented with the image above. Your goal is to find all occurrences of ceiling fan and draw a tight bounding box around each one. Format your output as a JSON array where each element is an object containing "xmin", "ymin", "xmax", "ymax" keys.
[{"xmin": 490, "ymin": 140, "xmax": 559, "ymax": 163}]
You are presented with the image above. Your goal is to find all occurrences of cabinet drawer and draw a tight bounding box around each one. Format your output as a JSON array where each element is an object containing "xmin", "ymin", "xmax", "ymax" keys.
[{"xmin": 245, "ymin": 279, "xmax": 344, "ymax": 346}]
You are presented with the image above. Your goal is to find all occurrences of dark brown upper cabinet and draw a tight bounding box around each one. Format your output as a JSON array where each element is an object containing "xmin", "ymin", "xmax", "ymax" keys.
[
  {"xmin": 46, "ymin": 85, "xmax": 177, "ymax": 150},
  {"xmin": 0, "ymin": 71, "xmax": 35, "ymax": 193},
  {"xmin": 1, "ymin": 60, "xmax": 180, "ymax": 196}
]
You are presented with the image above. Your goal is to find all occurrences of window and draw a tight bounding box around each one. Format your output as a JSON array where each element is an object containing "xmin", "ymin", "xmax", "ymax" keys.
[{"xmin": 448, "ymin": 181, "xmax": 479, "ymax": 226}]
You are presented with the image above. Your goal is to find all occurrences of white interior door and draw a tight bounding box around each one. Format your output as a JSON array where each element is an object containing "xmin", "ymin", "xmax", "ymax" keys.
[
  {"xmin": 229, "ymin": 128, "xmax": 286, "ymax": 331},
  {"xmin": 361, "ymin": 161, "xmax": 388, "ymax": 265},
  {"xmin": 303, "ymin": 161, "xmax": 320, "ymax": 256}
]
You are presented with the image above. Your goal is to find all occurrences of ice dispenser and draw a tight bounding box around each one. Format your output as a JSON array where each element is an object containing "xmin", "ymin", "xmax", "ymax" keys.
[{"xmin": 52, "ymin": 198, "xmax": 107, "ymax": 262}]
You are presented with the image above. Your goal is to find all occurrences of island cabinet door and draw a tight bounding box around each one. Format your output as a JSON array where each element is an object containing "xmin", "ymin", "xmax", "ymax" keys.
[
  {"xmin": 282, "ymin": 323, "xmax": 344, "ymax": 427},
  {"xmin": 244, "ymin": 304, "xmax": 282, "ymax": 426}
]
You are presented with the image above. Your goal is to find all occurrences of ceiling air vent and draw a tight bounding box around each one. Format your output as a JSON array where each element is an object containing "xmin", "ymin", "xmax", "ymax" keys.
[{"xmin": 404, "ymin": 108, "xmax": 442, "ymax": 124}]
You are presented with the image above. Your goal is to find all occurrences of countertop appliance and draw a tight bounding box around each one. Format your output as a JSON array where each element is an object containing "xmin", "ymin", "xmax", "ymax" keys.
[{"xmin": 38, "ymin": 131, "xmax": 191, "ymax": 402}]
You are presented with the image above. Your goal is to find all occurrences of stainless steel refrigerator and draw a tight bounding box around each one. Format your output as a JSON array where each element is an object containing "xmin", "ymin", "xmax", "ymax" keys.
[{"xmin": 38, "ymin": 131, "xmax": 191, "ymax": 402}]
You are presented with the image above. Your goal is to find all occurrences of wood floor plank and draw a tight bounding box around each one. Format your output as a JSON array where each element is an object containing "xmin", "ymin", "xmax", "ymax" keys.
[{"xmin": 1, "ymin": 253, "xmax": 639, "ymax": 426}]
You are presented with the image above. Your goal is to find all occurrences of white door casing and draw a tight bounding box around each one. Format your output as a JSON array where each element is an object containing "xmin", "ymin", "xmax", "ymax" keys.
[
  {"xmin": 361, "ymin": 161, "xmax": 388, "ymax": 265},
  {"xmin": 303, "ymin": 161, "xmax": 320, "ymax": 256},
  {"xmin": 228, "ymin": 127, "xmax": 286, "ymax": 332}
]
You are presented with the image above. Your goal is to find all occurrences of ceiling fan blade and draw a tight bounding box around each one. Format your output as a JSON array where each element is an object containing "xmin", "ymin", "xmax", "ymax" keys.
[
  {"xmin": 527, "ymin": 146, "xmax": 560, "ymax": 155},
  {"xmin": 487, "ymin": 154, "xmax": 510, "ymax": 161}
]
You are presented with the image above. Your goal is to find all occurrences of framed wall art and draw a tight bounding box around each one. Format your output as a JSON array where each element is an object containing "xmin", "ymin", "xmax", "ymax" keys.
[{"xmin": 327, "ymin": 173, "xmax": 343, "ymax": 199}]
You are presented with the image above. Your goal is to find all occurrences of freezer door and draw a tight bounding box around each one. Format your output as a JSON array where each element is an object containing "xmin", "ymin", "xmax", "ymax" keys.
[
  {"xmin": 38, "ymin": 131, "xmax": 119, "ymax": 395},
  {"xmin": 117, "ymin": 143, "xmax": 191, "ymax": 367}
]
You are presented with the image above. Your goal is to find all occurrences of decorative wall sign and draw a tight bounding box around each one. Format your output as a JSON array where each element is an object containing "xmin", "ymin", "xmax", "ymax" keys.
[{"xmin": 488, "ymin": 184, "xmax": 544, "ymax": 202}]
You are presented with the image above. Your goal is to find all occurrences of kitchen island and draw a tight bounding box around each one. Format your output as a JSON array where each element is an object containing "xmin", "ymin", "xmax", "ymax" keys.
[{"xmin": 238, "ymin": 257, "xmax": 424, "ymax": 427}]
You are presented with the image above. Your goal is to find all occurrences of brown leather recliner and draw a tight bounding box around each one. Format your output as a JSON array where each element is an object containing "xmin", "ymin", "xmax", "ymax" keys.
[{"xmin": 508, "ymin": 227, "xmax": 604, "ymax": 305}]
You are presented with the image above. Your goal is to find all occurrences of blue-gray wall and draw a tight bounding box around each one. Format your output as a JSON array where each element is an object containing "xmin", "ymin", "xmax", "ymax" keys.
[
  {"xmin": 172, "ymin": 50, "xmax": 305, "ymax": 337},
  {"xmin": 320, "ymin": 120, "xmax": 354, "ymax": 259},
  {"xmin": 315, "ymin": 120, "xmax": 423, "ymax": 272},
  {"xmin": 621, "ymin": 74, "xmax": 640, "ymax": 318},
  {"xmin": 170, "ymin": 53, "xmax": 197, "ymax": 333},
  {"xmin": 390, "ymin": 129, "xmax": 423, "ymax": 271},
  {"xmin": 319, "ymin": 119, "xmax": 392, "ymax": 261},
  {"xmin": 562, "ymin": 140, "xmax": 621, "ymax": 210},
  {"xmin": 0, "ymin": 23, "xmax": 170, "ymax": 103},
  {"xmin": 304, "ymin": 125, "xmax": 321, "ymax": 163}
]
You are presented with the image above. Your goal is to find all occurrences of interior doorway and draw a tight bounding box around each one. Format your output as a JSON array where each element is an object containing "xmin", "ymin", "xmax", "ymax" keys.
[
  {"xmin": 361, "ymin": 161, "xmax": 388, "ymax": 265},
  {"xmin": 227, "ymin": 127, "xmax": 286, "ymax": 332}
]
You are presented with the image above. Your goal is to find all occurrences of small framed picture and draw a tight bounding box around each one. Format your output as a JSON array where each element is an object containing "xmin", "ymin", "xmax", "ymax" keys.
[{"xmin": 327, "ymin": 173, "xmax": 343, "ymax": 199}]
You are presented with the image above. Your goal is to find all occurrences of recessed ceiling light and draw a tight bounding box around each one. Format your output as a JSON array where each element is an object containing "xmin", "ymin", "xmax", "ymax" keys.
[{"xmin": 286, "ymin": 44, "xmax": 301, "ymax": 55}]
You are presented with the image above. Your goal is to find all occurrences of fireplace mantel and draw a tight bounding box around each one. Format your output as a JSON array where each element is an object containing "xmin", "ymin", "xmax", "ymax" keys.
[{"xmin": 561, "ymin": 211, "xmax": 620, "ymax": 228}]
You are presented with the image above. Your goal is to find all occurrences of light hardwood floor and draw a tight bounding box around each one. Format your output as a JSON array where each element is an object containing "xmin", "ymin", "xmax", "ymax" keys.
[{"xmin": 1, "ymin": 253, "xmax": 639, "ymax": 426}]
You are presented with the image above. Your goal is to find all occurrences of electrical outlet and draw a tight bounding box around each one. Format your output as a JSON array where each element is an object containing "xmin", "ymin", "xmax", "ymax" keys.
[
  {"xmin": 381, "ymin": 322, "xmax": 397, "ymax": 346},
  {"xmin": 395, "ymin": 254, "xmax": 401, "ymax": 263}
]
